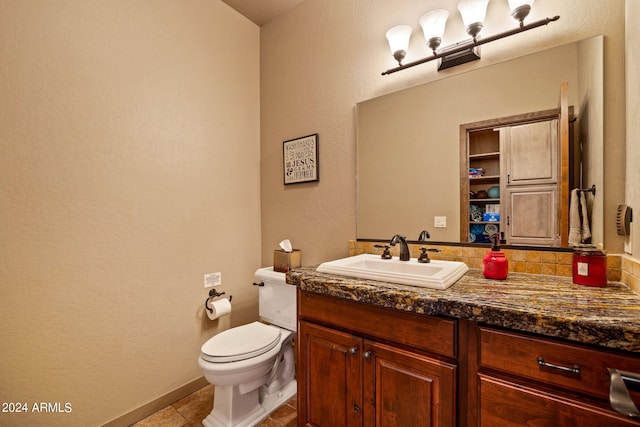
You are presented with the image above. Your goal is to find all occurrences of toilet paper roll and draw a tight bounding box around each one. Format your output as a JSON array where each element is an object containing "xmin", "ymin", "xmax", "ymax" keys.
[{"xmin": 206, "ymin": 298, "xmax": 231, "ymax": 320}]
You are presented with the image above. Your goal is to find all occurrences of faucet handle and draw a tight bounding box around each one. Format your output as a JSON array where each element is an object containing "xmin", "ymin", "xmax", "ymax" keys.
[
  {"xmin": 417, "ymin": 246, "xmax": 440, "ymax": 263},
  {"xmin": 418, "ymin": 230, "xmax": 431, "ymax": 241},
  {"xmin": 374, "ymin": 244, "xmax": 392, "ymax": 259}
]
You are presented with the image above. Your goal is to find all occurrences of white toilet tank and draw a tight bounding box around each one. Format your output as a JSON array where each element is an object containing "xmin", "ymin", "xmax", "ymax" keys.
[{"xmin": 255, "ymin": 267, "xmax": 297, "ymax": 332}]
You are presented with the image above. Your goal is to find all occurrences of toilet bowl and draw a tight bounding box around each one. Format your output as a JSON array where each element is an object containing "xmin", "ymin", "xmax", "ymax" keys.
[{"xmin": 198, "ymin": 267, "xmax": 297, "ymax": 427}]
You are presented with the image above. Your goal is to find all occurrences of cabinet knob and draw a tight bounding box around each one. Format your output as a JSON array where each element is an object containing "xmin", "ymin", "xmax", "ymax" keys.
[
  {"xmin": 364, "ymin": 351, "xmax": 372, "ymax": 359},
  {"xmin": 353, "ymin": 404, "xmax": 360, "ymax": 413},
  {"xmin": 350, "ymin": 347, "xmax": 358, "ymax": 355}
]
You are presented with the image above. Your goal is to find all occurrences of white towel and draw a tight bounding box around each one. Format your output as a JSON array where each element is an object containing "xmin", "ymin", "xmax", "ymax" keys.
[
  {"xmin": 569, "ymin": 188, "xmax": 592, "ymax": 245},
  {"xmin": 568, "ymin": 189, "xmax": 582, "ymax": 245},
  {"xmin": 579, "ymin": 190, "xmax": 592, "ymax": 242}
]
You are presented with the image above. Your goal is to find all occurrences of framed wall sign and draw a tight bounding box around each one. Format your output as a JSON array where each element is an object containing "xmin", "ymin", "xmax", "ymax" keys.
[{"xmin": 283, "ymin": 133, "xmax": 319, "ymax": 185}]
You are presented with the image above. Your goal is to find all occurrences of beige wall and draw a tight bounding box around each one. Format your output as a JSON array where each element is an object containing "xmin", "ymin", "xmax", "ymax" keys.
[
  {"xmin": 0, "ymin": 1, "xmax": 260, "ymax": 426},
  {"xmin": 0, "ymin": 0, "xmax": 636, "ymax": 425},
  {"xmin": 261, "ymin": 0, "xmax": 627, "ymax": 266}
]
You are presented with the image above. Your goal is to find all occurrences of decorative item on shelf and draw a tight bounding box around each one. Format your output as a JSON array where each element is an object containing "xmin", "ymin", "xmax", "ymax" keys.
[
  {"xmin": 483, "ymin": 212, "xmax": 500, "ymax": 222},
  {"xmin": 382, "ymin": 0, "xmax": 558, "ymax": 75},
  {"xmin": 470, "ymin": 204, "xmax": 483, "ymax": 222},
  {"xmin": 484, "ymin": 223, "xmax": 499, "ymax": 235},
  {"xmin": 470, "ymin": 223, "xmax": 490, "ymax": 243},
  {"xmin": 469, "ymin": 167, "xmax": 485, "ymax": 178},
  {"xmin": 487, "ymin": 185, "xmax": 500, "ymax": 198},
  {"xmin": 475, "ymin": 190, "xmax": 488, "ymax": 199}
]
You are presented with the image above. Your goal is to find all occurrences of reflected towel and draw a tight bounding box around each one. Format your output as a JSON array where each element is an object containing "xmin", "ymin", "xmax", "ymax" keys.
[
  {"xmin": 580, "ymin": 190, "xmax": 592, "ymax": 242},
  {"xmin": 569, "ymin": 188, "xmax": 592, "ymax": 245},
  {"xmin": 568, "ymin": 189, "xmax": 582, "ymax": 245}
]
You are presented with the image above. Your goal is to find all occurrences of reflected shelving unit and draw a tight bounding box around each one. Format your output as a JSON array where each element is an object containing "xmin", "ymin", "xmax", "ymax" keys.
[{"xmin": 464, "ymin": 128, "xmax": 501, "ymax": 243}]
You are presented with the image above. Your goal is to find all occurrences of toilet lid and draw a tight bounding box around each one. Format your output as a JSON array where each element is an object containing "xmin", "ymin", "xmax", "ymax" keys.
[{"xmin": 201, "ymin": 321, "xmax": 281, "ymax": 363}]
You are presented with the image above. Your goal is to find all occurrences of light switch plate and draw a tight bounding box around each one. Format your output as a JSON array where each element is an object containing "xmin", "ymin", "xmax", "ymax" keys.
[{"xmin": 434, "ymin": 216, "xmax": 447, "ymax": 228}]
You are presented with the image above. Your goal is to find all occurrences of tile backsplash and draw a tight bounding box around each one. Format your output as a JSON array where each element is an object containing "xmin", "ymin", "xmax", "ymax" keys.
[
  {"xmin": 621, "ymin": 256, "xmax": 640, "ymax": 294},
  {"xmin": 348, "ymin": 240, "xmax": 624, "ymax": 283}
]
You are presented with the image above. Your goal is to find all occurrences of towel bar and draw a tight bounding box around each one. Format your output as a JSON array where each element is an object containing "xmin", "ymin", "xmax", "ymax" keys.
[{"xmin": 578, "ymin": 185, "xmax": 596, "ymax": 195}]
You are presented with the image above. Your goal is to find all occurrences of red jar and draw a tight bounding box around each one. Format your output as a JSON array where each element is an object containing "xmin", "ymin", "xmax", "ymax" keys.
[
  {"xmin": 483, "ymin": 250, "xmax": 509, "ymax": 280},
  {"xmin": 572, "ymin": 247, "xmax": 607, "ymax": 287}
]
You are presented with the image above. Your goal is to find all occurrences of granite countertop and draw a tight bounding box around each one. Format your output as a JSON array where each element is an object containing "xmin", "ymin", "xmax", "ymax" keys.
[{"xmin": 287, "ymin": 267, "xmax": 640, "ymax": 353}]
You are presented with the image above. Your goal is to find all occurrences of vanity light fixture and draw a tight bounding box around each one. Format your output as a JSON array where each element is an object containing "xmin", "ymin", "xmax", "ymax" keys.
[
  {"xmin": 382, "ymin": 0, "xmax": 558, "ymax": 75},
  {"xmin": 385, "ymin": 25, "xmax": 413, "ymax": 66},
  {"xmin": 420, "ymin": 9, "xmax": 450, "ymax": 53},
  {"xmin": 458, "ymin": 0, "xmax": 489, "ymax": 40}
]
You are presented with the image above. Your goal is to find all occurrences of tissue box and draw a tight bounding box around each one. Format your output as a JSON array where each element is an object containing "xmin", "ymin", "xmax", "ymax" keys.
[
  {"xmin": 483, "ymin": 213, "xmax": 500, "ymax": 222},
  {"xmin": 273, "ymin": 249, "xmax": 301, "ymax": 273}
]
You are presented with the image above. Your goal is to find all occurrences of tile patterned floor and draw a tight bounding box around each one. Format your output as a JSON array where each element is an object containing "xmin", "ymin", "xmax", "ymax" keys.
[{"xmin": 131, "ymin": 384, "xmax": 297, "ymax": 427}]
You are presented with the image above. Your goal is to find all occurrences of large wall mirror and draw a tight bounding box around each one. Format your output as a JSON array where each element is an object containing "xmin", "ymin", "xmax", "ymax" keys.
[{"xmin": 357, "ymin": 36, "xmax": 603, "ymax": 248}]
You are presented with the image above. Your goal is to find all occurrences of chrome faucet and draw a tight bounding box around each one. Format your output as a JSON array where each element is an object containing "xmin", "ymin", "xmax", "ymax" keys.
[{"xmin": 389, "ymin": 234, "xmax": 410, "ymax": 261}]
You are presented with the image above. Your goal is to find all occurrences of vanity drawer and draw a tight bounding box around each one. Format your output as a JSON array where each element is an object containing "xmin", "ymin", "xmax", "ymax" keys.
[
  {"xmin": 478, "ymin": 327, "xmax": 640, "ymax": 400},
  {"xmin": 478, "ymin": 374, "xmax": 640, "ymax": 426},
  {"xmin": 298, "ymin": 290, "xmax": 457, "ymax": 358}
]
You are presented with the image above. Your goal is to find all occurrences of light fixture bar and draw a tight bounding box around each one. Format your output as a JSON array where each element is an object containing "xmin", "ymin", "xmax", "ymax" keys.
[{"xmin": 382, "ymin": 15, "xmax": 559, "ymax": 76}]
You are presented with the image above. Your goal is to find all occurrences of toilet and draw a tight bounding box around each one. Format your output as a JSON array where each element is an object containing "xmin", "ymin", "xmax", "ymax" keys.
[{"xmin": 198, "ymin": 267, "xmax": 297, "ymax": 427}]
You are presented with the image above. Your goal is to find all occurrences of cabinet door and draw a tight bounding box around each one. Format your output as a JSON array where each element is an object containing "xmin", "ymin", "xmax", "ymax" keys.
[
  {"xmin": 363, "ymin": 340, "xmax": 456, "ymax": 427},
  {"xmin": 501, "ymin": 119, "xmax": 558, "ymax": 186},
  {"xmin": 298, "ymin": 321, "xmax": 363, "ymax": 427},
  {"xmin": 503, "ymin": 184, "xmax": 560, "ymax": 246},
  {"xmin": 478, "ymin": 374, "xmax": 640, "ymax": 427}
]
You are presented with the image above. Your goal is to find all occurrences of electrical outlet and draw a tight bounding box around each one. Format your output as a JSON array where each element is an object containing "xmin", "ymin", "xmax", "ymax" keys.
[
  {"xmin": 204, "ymin": 272, "xmax": 222, "ymax": 288},
  {"xmin": 434, "ymin": 216, "xmax": 447, "ymax": 228}
]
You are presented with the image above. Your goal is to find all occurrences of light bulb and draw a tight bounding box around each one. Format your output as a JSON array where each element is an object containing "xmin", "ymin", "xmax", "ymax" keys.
[
  {"xmin": 457, "ymin": 0, "xmax": 489, "ymax": 39},
  {"xmin": 385, "ymin": 25, "xmax": 412, "ymax": 65},
  {"xmin": 508, "ymin": 0, "xmax": 535, "ymax": 25},
  {"xmin": 419, "ymin": 9, "xmax": 449, "ymax": 52}
]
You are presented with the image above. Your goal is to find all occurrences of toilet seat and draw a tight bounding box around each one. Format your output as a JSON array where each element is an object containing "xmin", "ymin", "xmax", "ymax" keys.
[{"xmin": 201, "ymin": 321, "xmax": 282, "ymax": 363}]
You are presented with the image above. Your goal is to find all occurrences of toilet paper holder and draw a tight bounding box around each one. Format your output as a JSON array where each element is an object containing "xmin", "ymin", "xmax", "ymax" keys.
[{"xmin": 205, "ymin": 288, "xmax": 232, "ymax": 314}]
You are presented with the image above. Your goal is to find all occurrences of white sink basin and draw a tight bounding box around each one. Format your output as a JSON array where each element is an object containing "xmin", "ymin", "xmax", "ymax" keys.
[{"xmin": 317, "ymin": 254, "xmax": 468, "ymax": 290}]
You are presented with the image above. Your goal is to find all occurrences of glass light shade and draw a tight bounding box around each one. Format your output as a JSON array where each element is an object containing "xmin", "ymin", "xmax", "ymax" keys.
[
  {"xmin": 385, "ymin": 25, "xmax": 412, "ymax": 64},
  {"xmin": 419, "ymin": 9, "xmax": 449, "ymax": 51},
  {"xmin": 508, "ymin": 0, "xmax": 534, "ymax": 11},
  {"xmin": 508, "ymin": 0, "xmax": 534, "ymax": 23},
  {"xmin": 457, "ymin": 0, "xmax": 489, "ymax": 37}
]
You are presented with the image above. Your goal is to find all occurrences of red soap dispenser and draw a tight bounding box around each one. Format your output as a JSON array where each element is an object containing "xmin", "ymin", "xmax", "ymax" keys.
[{"xmin": 483, "ymin": 234, "xmax": 508, "ymax": 280}]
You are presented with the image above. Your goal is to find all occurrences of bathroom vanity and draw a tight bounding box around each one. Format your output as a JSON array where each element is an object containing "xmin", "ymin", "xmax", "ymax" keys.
[{"xmin": 289, "ymin": 268, "xmax": 640, "ymax": 426}]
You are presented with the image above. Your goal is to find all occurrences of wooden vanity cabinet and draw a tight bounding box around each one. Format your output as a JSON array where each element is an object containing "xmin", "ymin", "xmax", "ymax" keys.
[
  {"xmin": 298, "ymin": 321, "xmax": 363, "ymax": 427},
  {"xmin": 297, "ymin": 290, "xmax": 457, "ymax": 427},
  {"xmin": 297, "ymin": 289, "xmax": 640, "ymax": 427},
  {"xmin": 471, "ymin": 325, "xmax": 640, "ymax": 426}
]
